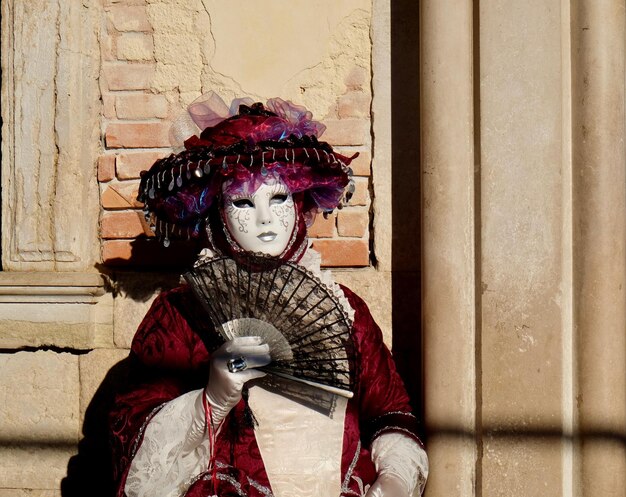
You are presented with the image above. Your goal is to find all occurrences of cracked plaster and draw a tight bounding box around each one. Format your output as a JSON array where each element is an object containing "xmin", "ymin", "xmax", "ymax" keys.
[{"xmin": 147, "ymin": 0, "xmax": 371, "ymax": 117}]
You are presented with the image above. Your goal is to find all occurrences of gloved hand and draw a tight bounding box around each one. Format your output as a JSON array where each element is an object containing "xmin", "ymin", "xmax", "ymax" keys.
[
  {"xmin": 205, "ymin": 336, "xmax": 271, "ymax": 424},
  {"xmin": 365, "ymin": 473, "xmax": 410, "ymax": 497}
]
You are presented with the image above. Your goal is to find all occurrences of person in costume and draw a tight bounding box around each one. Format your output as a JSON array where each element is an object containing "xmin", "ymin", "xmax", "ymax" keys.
[{"xmin": 109, "ymin": 94, "xmax": 429, "ymax": 497}]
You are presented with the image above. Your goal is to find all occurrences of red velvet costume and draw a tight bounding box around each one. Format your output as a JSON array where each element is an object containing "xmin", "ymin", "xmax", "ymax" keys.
[
  {"xmin": 113, "ymin": 96, "xmax": 426, "ymax": 497},
  {"xmin": 110, "ymin": 284, "xmax": 422, "ymax": 497}
]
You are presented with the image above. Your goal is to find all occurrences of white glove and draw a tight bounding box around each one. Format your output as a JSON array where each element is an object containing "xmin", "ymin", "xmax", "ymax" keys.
[
  {"xmin": 365, "ymin": 473, "xmax": 409, "ymax": 497},
  {"xmin": 368, "ymin": 433, "xmax": 429, "ymax": 496},
  {"xmin": 205, "ymin": 336, "xmax": 271, "ymax": 424}
]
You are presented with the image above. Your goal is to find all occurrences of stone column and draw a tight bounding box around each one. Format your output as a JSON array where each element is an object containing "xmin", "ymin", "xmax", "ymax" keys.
[
  {"xmin": 420, "ymin": 0, "xmax": 626, "ymax": 496},
  {"xmin": 420, "ymin": 2, "xmax": 477, "ymax": 496},
  {"xmin": 479, "ymin": 1, "xmax": 568, "ymax": 495},
  {"xmin": 571, "ymin": 1, "xmax": 626, "ymax": 495},
  {"xmin": 1, "ymin": 0, "xmax": 101, "ymax": 271}
]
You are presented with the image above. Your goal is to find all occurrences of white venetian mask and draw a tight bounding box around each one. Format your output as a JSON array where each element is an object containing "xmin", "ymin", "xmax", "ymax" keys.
[{"xmin": 222, "ymin": 179, "xmax": 296, "ymax": 256}]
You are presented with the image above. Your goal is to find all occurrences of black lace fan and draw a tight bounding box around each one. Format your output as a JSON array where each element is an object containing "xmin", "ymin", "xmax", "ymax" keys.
[{"xmin": 184, "ymin": 254, "xmax": 356, "ymax": 399}]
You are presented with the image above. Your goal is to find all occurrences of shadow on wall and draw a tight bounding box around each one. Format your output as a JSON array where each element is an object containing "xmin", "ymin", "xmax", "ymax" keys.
[
  {"xmin": 62, "ymin": 358, "xmax": 132, "ymax": 497},
  {"xmin": 62, "ymin": 249, "xmax": 190, "ymax": 496},
  {"xmin": 390, "ymin": 1, "xmax": 423, "ymax": 425},
  {"xmin": 97, "ymin": 236, "xmax": 201, "ymax": 300},
  {"xmin": 102, "ymin": 237, "xmax": 202, "ymax": 272}
]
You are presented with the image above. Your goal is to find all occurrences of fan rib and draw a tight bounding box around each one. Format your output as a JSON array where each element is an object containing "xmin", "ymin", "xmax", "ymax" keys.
[
  {"xmin": 261, "ymin": 266, "xmax": 280, "ymax": 311},
  {"xmin": 268, "ymin": 366, "xmax": 349, "ymax": 388},
  {"xmin": 205, "ymin": 261, "xmax": 228, "ymax": 324},
  {"xmin": 268, "ymin": 265, "xmax": 296, "ymax": 315},
  {"xmin": 215, "ymin": 258, "xmax": 233, "ymax": 323},
  {"xmin": 285, "ymin": 302, "xmax": 340, "ymax": 341},
  {"xmin": 290, "ymin": 293, "xmax": 330, "ymax": 325},
  {"xmin": 252, "ymin": 266, "xmax": 266, "ymax": 316},
  {"xmin": 244, "ymin": 263, "xmax": 253, "ymax": 317},
  {"xmin": 291, "ymin": 342, "xmax": 349, "ymax": 358},
  {"xmin": 268, "ymin": 363, "xmax": 347, "ymax": 381},
  {"xmin": 270, "ymin": 269, "xmax": 306, "ymax": 317},
  {"xmin": 273, "ymin": 280, "xmax": 324, "ymax": 330},
  {"xmin": 289, "ymin": 319, "xmax": 350, "ymax": 347},
  {"xmin": 189, "ymin": 271, "xmax": 221, "ymax": 325},
  {"xmin": 260, "ymin": 369, "xmax": 353, "ymax": 398},
  {"xmin": 235, "ymin": 262, "xmax": 245, "ymax": 318}
]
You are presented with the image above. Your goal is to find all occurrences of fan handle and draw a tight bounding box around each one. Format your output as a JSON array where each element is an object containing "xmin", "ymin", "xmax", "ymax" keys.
[{"xmin": 259, "ymin": 367, "xmax": 354, "ymax": 399}]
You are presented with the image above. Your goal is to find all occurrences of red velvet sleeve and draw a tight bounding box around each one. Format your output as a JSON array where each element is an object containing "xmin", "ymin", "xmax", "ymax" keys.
[
  {"xmin": 341, "ymin": 285, "xmax": 424, "ymax": 448},
  {"xmin": 109, "ymin": 286, "xmax": 213, "ymax": 496}
]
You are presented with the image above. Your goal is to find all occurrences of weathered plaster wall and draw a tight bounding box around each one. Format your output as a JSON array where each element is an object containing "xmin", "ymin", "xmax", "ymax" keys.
[{"xmin": 147, "ymin": 0, "xmax": 371, "ymax": 113}]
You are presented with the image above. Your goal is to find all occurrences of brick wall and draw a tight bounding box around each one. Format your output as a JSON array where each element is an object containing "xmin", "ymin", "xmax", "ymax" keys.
[{"xmin": 98, "ymin": 0, "xmax": 373, "ymax": 269}]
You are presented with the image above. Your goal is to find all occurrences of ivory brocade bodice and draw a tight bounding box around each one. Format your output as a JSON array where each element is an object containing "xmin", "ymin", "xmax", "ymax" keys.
[{"xmin": 248, "ymin": 385, "xmax": 348, "ymax": 497}]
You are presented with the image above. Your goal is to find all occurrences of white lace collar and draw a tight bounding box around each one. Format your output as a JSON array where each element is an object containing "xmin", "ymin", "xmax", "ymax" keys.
[{"xmin": 297, "ymin": 243, "xmax": 355, "ymax": 323}]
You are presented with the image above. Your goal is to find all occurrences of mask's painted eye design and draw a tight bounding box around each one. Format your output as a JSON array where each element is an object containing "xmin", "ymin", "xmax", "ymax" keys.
[
  {"xmin": 233, "ymin": 198, "xmax": 254, "ymax": 208},
  {"xmin": 270, "ymin": 194, "xmax": 288, "ymax": 205}
]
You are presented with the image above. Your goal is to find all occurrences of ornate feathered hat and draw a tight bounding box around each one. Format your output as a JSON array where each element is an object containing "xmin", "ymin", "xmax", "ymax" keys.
[{"xmin": 137, "ymin": 93, "xmax": 357, "ymax": 259}]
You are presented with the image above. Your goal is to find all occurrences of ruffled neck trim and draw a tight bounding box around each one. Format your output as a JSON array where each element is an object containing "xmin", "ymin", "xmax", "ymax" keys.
[{"xmin": 296, "ymin": 243, "xmax": 355, "ymax": 323}]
